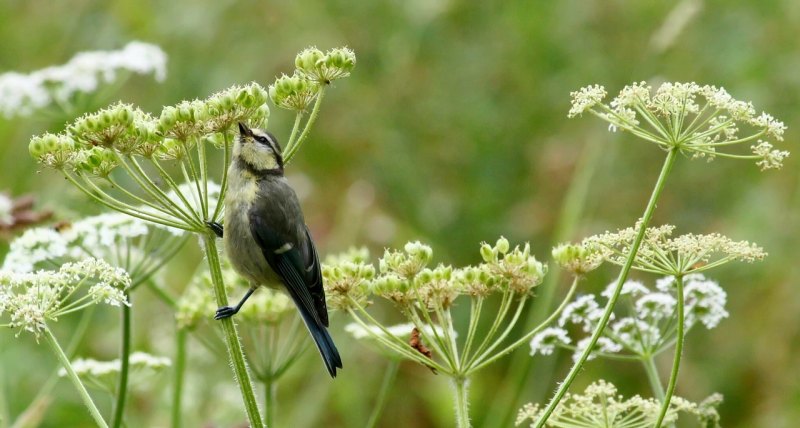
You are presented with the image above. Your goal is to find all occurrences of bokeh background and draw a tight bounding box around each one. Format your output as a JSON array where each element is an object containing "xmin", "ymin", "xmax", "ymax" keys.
[{"xmin": 1, "ymin": 0, "xmax": 799, "ymax": 426}]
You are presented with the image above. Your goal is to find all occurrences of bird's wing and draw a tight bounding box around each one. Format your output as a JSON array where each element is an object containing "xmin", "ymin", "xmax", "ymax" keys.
[{"xmin": 249, "ymin": 212, "xmax": 326, "ymax": 328}]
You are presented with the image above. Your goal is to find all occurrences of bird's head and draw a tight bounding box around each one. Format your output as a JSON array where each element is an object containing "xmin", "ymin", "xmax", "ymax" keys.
[{"xmin": 233, "ymin": 122, "xmax": 283, "ymax": 174}]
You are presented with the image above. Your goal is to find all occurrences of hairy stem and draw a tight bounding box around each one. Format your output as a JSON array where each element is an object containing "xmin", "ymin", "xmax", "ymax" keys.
[
  {"xmin": 201, "ymin": 235, "xmax": 264, "ymax": 428},
  {"xmin": 43, "ymin": 326, "xmax": 108, "ymax": 428},
  {"xmin": 111, "ymin": 295, "xmax": 131, "ymax": 428},
  {"xmin": 452, "ymin": 376, "xmax": 471, "ymax": 428},
  {"xmin": 534, "ymin": 148, "xmax": 679, "ymax": 427},
  {"xmin": 284, "ymin": 87, "xmax": 326, "ymax": 163},
  {"xmin": 655, "ymin": 275, "xmax": 685, "ymax": 427}
]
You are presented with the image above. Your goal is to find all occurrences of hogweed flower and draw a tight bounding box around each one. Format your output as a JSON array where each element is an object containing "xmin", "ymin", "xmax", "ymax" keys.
[
  {"xmin": 0, "ymin": 41, "xmax": 166, "ymax": 118},
  {"xmin": 0, "ymin": 258, "xmax": 130, "ymax": 337},
  {"xmin": 327, "ymin": 238, "xmax": 568, "ymax": 428},
  {"xmin": 2, "ymin": 212, "xmax": 186, "ymax": 290},
  {"xmin": 516, "ymin": 380, "xmax": 722, "ymax": 428},
  {"xmin": 568, "ymin": 81, "xmax": 789, "ymax": 170},
  {"xmin": 60, "ymin": 352, "xmax": 171, "ymax": 393},
  {"xmin": 581, "ymin": 223, "xmax": 766, "ymax": 276},
  {"xmin": 531, "ymin": 274, "xmax": 728, "ymax": 365}
]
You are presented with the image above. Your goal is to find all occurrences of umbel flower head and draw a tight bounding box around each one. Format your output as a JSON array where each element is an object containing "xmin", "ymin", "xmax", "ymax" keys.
[
  {"xmin": 530, "ymin": 274, "xmax": 728, "ymax": 361},
  {"xmin": 294, "ymin": 47, "xmax": 356, "ymax": 84},
  {"xmin": 322, "ymin": 247, "xmax": 376, "ymax": 311},
  {"xmin": 0, "ymin": 41, "xmax": 166, "ymax": 118},
  {"xmin": 60, "ymin": 352, "xmax": 171, "ymax": 392},
  {"xmin": 0, "ymin": 258, "xmax": 131, "ymax": 337},
  {"xmin": 569, "ymin": 81, "xmax": 789, "ymax": 170},
  {"xmin": 580, "ymin": 223, "xmax": 766, "ymax": 276},
  {"xmin": 516, "ymin": 379, "xmax": 722, "ymax": 428}
]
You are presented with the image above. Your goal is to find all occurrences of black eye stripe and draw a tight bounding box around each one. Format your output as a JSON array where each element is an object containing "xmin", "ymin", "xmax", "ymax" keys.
[{"xmin": 254, "ymin": 135, "xmax": 269, "ymax": 144}]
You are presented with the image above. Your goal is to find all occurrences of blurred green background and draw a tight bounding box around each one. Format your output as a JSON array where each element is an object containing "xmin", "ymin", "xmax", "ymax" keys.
[{"xmin": 1, "ymin": 0, "xmax": 799, "ymax": 426}]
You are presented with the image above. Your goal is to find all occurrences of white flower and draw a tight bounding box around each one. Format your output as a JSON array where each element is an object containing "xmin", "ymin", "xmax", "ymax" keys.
[
  {"xmin": 601, "ymin": 279, "xmax": 650, "ymax": 299},
  {"xmin": 571, "ymin": 336, "xmax": 623, "ymax": 362},
  {"xmin": 529, "ymin": 327, "xmax": 571, "ymax": 356},
  {"xmin": 3, "ymin": 227, "xmax": 69, "ymax": 272},
  {"xmin": 558, "ymin": 295, "xmax": 602, "ymax": 331},
  {"xmin": 345, "ymin": 322, "xmax": 454, "ymax": 340},
  {"xmin": 635, "ymin": 292, "xmax": 676, "ymax": 320},
  {"xmin": 0, "ymin": 41, "xmax": 166, "ymax": 118},
  {"xmin": 59, "ymin": 352, "xmax": 170, "ymax": 379},
  {"xmin": 751, "ymin": 140, "xmax": 790, "ymax": 170},
  {"xmin": 568, "ymin": 85, "xmax": 607, "ymax": 118},
  {"xmin": 684, "ymin": 276, "xmax": 728, "ymax": 329},
  {"xmin": 612, "ymin": 317, "xmax": 661, "ymax": 353}
]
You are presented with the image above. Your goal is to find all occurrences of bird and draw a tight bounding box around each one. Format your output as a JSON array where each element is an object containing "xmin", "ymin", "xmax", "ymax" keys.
[{"xmin": 208, "ymin": 122, "xmax": 342, "ymax": 377}]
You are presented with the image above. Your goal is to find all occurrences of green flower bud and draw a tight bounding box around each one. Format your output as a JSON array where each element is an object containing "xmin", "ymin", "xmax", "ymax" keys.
[
  {"xmin": 496, "ymin": 236, "xmax": 510, "ymax": 254},
  {"xmin": 551, "ymin": 243, "xmax": 603, "ymax": 276},
  {"xmin": 160, "ymin": 107, "xmax": 177, "ymax": 128},
  {"xmin": 480, "ymin": 243, "xmax": 495, "ymax": 262},
  {"xmin": 295, "ymin": 47, "xmax": 325, "ymax": 74},
  {"xmin": 117, "ymin": 107, "xmax": 133, "ymax": 125}
]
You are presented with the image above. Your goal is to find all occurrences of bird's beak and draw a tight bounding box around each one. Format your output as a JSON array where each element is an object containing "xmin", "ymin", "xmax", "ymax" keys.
[{"xmin": 238, "ymin": 122, "xmax": 253, "ymax": 139}]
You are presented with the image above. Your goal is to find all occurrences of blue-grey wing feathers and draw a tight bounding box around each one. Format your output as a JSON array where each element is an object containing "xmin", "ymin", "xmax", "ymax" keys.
[{"xmin": 249, "ymin": 211, "xmax": 342, "ymax": 377}]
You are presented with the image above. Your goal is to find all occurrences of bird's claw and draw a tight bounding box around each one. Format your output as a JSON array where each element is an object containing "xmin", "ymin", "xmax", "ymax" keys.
[
  {"xmin": 207, "ymin": 221, "xmax": 224, "ymax": 238},
  {"xmin": 214, "ymin": 306, "xmax": 237, "ymax": 320}
]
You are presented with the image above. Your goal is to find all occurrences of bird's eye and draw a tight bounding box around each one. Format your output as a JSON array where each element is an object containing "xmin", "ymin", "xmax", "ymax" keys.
[{"xmin": 254, "ymin": 135, "xmax": 269, "ymax": 144}]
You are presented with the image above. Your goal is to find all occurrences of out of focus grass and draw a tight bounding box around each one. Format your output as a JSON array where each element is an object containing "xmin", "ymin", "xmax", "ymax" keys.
[{"xmin": 1, "ymin": 1, "xmax": 798, "ymax": 427}]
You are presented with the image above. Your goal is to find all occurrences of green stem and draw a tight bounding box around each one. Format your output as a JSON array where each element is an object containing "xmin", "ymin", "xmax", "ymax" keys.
[
  {"xmin": 283, "ymin": 87, "xmax": 326, "ymax": 163},
  {"xmin": 365, "ymin": 360, "xmax": 400, "ymax": 428},
  {"xmin": 488, "ymin": 136, "xmax": 606, "ymax": 427},
  {"xmin": 43, "ymin": 326, "xmax": 108, "ymax": 428},
  {"xmin": 211, "ymin": 133, "xmax": 232, "ymax": 222},
  {"xmin": 201, "ymin": 234, "xmax": 264, "ymax": 428},
  {"xmin": 264, "ymin": 380, "xmax": 276, "ymax": 428},
  {"xmin": 0, "ymin": 365, "xmax": 8, "ymax": 428},
  {"xmin": 534, "ymin": 148, "xmax": 679, "ymax": 428},
  {"xmin": 655, "ymin": 275, "xmax": 685, "ymax": 427},
  {"xmin": 111, "ymin": 295, "xmax": 131, "ymax": 428},
  {"xmin": 171, "ymin": 329, "xmax": 187, "ymax": 428},
  {"xmin": 643, "ymin": 357, "xmax": 665, "ymax": 402},
  {"xmin": 10, "ymin": 307, "xmax": 95, "ymax": 428},
  {"xmin": 452, "ymin": 376, "xmax": 471, "ymax": 428}
]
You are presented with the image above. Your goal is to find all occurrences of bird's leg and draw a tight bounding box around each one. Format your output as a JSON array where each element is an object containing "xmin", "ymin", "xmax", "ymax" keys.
[
  {"xmin": 215, "ymin": 286, "xmax": 257, "ymax": 320},
  {"xmin": 207, "ymin": 221, "xmax": 224, "ymax": 238}
]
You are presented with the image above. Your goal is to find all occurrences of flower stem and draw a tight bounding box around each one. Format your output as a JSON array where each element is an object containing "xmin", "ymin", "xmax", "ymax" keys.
[
  {"xmin": 284, "ymin": 87, "xmax": 326, "ymax": 163},
  {"xmin": 452, "ymin": 376, "xmax": 471, "ymax": 428},
  {"xmin": 655, "ymin": 275, "xmax": 685, "ymax": 427},
  {"xmin": 111, "ymin": 294, "xmax": 131, "ymax": 428},
  {"xmin": 365, "ymin": 360, "xmax": 400, "ymax": 428},
  {"xmin": 534, "ymin": 148, "xmax": 679, "ymax": 428},
  {"xmin": 487, "ymin": 136, "xmax": 606, "ymax": 427},
  {"xmin": 643, "ymin": 356, "xmax": 665, "ymax": 402},
  {"xmin": 201, "ymin": 234, "xmax": 264, "ymax": 428},
  {"xmin": 43, "ymin": 326, "xmax": 108, "ymax": 428},
  {"xmin": 264, "ymin": 380, "xmax": 276, "ymax": 428},
  {"xmin": 171, "ymin": 328, "xmax": 187, "ymax": 428}
]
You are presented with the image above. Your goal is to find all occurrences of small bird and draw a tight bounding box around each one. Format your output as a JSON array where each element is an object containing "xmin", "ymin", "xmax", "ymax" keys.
[{"xmin": 209, "ymin": 122, "xmax": 342, "ymax": 377}]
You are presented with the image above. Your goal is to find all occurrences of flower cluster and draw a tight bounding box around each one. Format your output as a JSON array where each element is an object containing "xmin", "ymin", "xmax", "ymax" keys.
[
  {"xmin": 0, "ymin": 258, "xmax": 131, "ymax": 337},
  {"xmin": 516, "ymin": 380, "xmax": 721, "ymax": 428},
  {"xmin": 324, "ymin": 238, "xmax": 545, "ymax": 310},
  {"xmin": 176, "ymin": 259, "xmax": 290, "ymax": 329},
  {"xmin": 269, "ymin": 47, "xmax": 356, "ymax": 111},
  {"xmin": 29, "ymin": 83, "xmax": 269, "ymax": 175},
  {"xmin": 568, "ymin": 81, "xmax": 789, "ymax": 170},
  {"xmin": 2, "ymin": 212, "xmax": 184, "ymax": 289},
  {"xmin": 60, "ymin": 352, "xmax": 171, "ymax": 392},
  {"xmin": 530, "ymin": 274, "xmax": 728, "ymax": 361},
  {"xmin": 551, "ymin": 243, "xmax": 604, "ymax": 276},
  {"xmin": 322, "ymin": 247, "xmax": 375, "ymax": 311},
  {"xmin": 580, "ymin": 223, "xmax": 766, "ymax": 276},
  {"xmin": 0, "ymin": 41, "xmax": 166, "ymax": 118}
]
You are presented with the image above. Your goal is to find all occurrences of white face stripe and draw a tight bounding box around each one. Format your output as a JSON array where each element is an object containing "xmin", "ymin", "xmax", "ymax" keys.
[{"xmin": 251, "ymin": 129, "xmax": 281, "ymax": 155}]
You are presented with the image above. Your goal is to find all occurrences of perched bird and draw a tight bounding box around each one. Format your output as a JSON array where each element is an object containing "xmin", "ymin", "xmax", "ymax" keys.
[{"xmin": 209, "ymin": 122, "xmax": 342, "ymax": 377}]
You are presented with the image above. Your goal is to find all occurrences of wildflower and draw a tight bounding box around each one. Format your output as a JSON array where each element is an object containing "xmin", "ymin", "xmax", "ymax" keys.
[
  {"xmin": 322, "ymin": 248, "xmax": 376, "ymax": 311},
  {"xmin": 551, "ymin": 243, "xmax": 604, "ymax": 276},
  {"xmin": 600, "ymin": 279, "xmax": 649, "ymax": 299},
  {"xmin": 571, "ymin": 337, "xmax": 622, "ymax": 362},
  {"xmin": 529, "ymin": 327, "xmax": 570, "ymax": 356},
  {"xmin": 60, "ymin": 352, "xmax": 171, "ymax": 391},
  {"xmin": 568, "ymin": 81, "xmax": 789, "ymax": 169},
  {"xmin": 269, "ymin": 74, "xmax": 319, "ymax": 111},
  {"xmin": 0, "ymin": 258, "xmax": 131, "ymax": 337},
  {"xmin": 558, "ymin": 294, "xmax": 603, "ymax": 332},
  {"xmin": 0, "ymin": 41, "xmax": 166, "ymax": 118},
  {"xmin": 582, "ymin": 223, "xmax": 766, "ymax": 276},
  {"xmin": 295, "ymin": 47, "xmax": 356, "ymax": 84},
  {"xmin": 516, "ymin": 380, "xmax": 722, "ymax": 427}
]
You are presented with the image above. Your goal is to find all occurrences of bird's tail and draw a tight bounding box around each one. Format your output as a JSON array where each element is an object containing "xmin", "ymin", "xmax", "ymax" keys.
[{"xmin": 296, "ymin": 305, "xmax": 343, "ymax": 377}]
